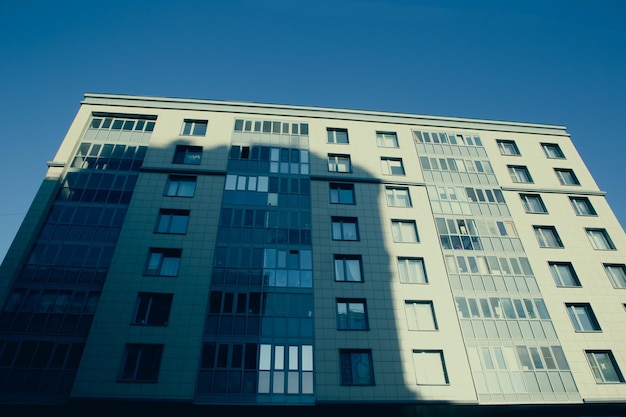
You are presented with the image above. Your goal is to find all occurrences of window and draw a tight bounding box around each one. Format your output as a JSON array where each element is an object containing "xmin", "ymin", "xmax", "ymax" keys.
[
  {"xmin": 155, "ymin": 209, "xmax": 189, "ymax": 234},
  {"xmin": 332, "ymin": 217, "xmax": 359, "ymax": 241},
  {"xmin": 397, "ymin": 257, "xmax": 428, "ymax": 284},
  {"xmin": 173, "ymin": 145, "xmax": 202, "ymax": 165},
  {"xmin": 548, "ymin": 262, "xmax": 581, "ymax": 287},
  {"xmin": 133, "ymin": 293, "xmax": 173, "ymax": 326},
  {"xmin": 604, "ymin": 264, "xmax": 626, "ymax": 288},
  {"xmin": 339, "ymin": 349, "xmax": 374, "ymax": 385},
  {"xmin": 566, "ymin": 303, "xmax": 601, "ymax": 332},
  {"xmin": 164, "ymin": 175, "xmax": 196, "ymax": 197},
  {"xmin": 497, "ymin": 140, "xmax": 521, "ymax": 156},
  {"xmin": 533, "ymin": 226, "xmax": 563, "ymax": 248},
  {"xmin": 555, "ymin": 168, "xmax": 580, "ymax": 185},
  {"xmin": 386, "ymin": 187, "xmax": 412, "ymax": 207},
  {"xmin": 119, "ymin": 344, "xmax": 164, "ymax": 382},
  {"xmin": 181, "ymin": 119, "xmax": 207, "ymax": 136},
  {"xmin": 570, "ymin": 197, "xmax": 596, "ymax": 216},
  {"xmin": 508, "ymin": 165, "xmax": 533, "ymax": 183},
  {"xmin": 380, "ymin": 157, "xmax": 405, "ymax": 175},
  {"xmin": 334, "ymin": 255, "xmax": 363, "ymax": 282},
  {"xmin": 586, "ymin": 351, "xmax": 624, "ymax": 383},
  {"xmin": 520, "ymin": 193, "xmax": 547, "ymax": 214},
  {"xmin": 391, "ymin": 220, "xmax": 419, "ymax": 243},
  {"xmin": 327, "ymin": 128, "xmax": 349, "ymax": 144},
  {"xmin": 329, "ymin": 182, "xmax": 355, "ymax": 204},
  {"xmin": 328, "ymin": 154, "xmax": 351, "ymax": 173},
  {"xmin": 412, "ymin": 350, "xmax": 449, "ymax": 385},
  {"xmin": 542, "ymin": 143, "xmax": 565, "ymax": 159},
  {"xmin": 376, "ymin": 131, "xmax": 399, "ymax": 148},
  {"xmin": 405, "ymin": 301, "xmax": 437, "ymax": 331},
  {"xmin": 337, "ymin": 299, "xmax": 368, "ymax": 330},
  {"xmin": 586, "ymin": 228, "xmax": 615, "ymax": 250},
  {"xmin": 145, "ymin": 248, "xmax": 181, "ymax": 276}
]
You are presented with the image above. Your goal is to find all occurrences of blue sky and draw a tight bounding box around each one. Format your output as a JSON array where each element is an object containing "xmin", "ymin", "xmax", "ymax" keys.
[{"xmin": 1, "ymin": 0, "xmax": 625, "ymax": 262}]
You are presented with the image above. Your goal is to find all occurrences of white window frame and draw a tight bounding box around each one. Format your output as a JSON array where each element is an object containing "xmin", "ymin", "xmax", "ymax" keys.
[
  {"xmin": 164, "ymin": 175, "xmax": 196, "ymax": 197},
  {"xmin": 405, "ymin": 301, "xmax": 438, "ymax": 331},
  {"xmin": 585, "ymin": 351, "xmax": 624, "ymax": 383},
  {"xmin": 331, "ymin": 217, "xmax": 359, "ymax": 241},
  {"xmin": 566, "ymin": 303, "xmax": 601, "ymax": 332},
  {"xmin": 181, "ymin": 119, "xmax": 208, "ymax": 136},
  {"xmin": 570, "ymin": 196, "xmax": 596, "ymax": 216},
  {"xmin": 391, "ymin": 220, "xmax": 419, "ymax": 243},
  {"xmin": 533, "ymin": 226, "xmax": 563, "ymax": 248},
  {"xmin": 555, "ymin": 168, "xmax": 580, "ymax": 185},
  {"xmin": 334, "ymin": 255, "xmax": 363, "ymax": 282},
  {"xmin": 327, "ymin": 128, "xmax": 349, "ymax": 144},
  {"xmin": 376, "ymin": 131, "xmax": 399, "ymax": 148},
  {"xmin": 497, "ymin": 139, "xmax": 521, "ymax": 156},
  {"xmin": 604, "ymin": 264, "xmax": 626, "ymax": 288},
  {"xmin": 412, "ymin": 350, "xmax": 449, "ymax": 385},
  {"xmin": 380, "ymin": 157, "xmax": 405, "ymax": 175},
  {"xmin": 328, "ymin": 154, "xmax": 351, "ymax": 173},
  {"xmin": 386, "ymin": 187, "xmax": 412, "ymax": 207},
  {"xmin": 542, "ymin": 143, "xmax": 565, "ymax": 159},
  {"xmin": 548, "ymin": 262, "xmax": 581, "ymax": 287},
  {"xmin": 586, "ymin": 228, "xmax": 615, "ymax": 250},
  {"xmin": 329, "ymin": 182, "xmax": 355, "ymax": 204},
  {"xmin": 520, "ymin": 193, "xmax": 547, "ymax": 214},
  {"xmin": 337, "ymin": 299, "xmax": 368, "ymax": 330},
  {"xmin": 508, "ymin": 165, "xmax": 533, "ymax": 183},
  {"xmin": 397, "ymin": 257, "xmax": 428, "ymax": 284}
]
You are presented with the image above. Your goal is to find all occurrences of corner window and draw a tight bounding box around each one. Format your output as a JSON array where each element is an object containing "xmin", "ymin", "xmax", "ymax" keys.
[
  {"xmin": 164, "ymin": 175, "xmax": 196, "ymax": 197},
  {"xmin": 339, "ymin": 349, "xmax": 374, "ymax": 385},
  {"xmin": 508, "ymin": 165, "xmax": 533, "ymax": 183},
  {"xmin": 586, "ymin": 351, "xmax": 624, "ymax": 383},
  {"xmin": 533, "ymin": 226, "xmax": 563, "ymax": 248},
  {"xmin": 328, "ymin": 154, "xmax": 351, "ymax": 173},
  {"xmin": 334, "ymin": 255, "xmax": 363, "ymax": 282},
  {"xmin": 173, "ymin": 145, "xmax": 202, "ymax": 165},
  {"xmin": 133, "ymin": 293, "xmax": 173, "ymax": 326},
  {"xmin": 586, "ymin": 228, "xmax": 615, "ymax": 250},
  {"xmin": 332, "ymin": 217, "xmax": 359, "ymax": 241},
  {"xmin": 542, "ymin": 143, "xmax": 565, "ymax": 159},
  {"xmin": 327, "ymin": 128, "xmax": 349, "ymax": 144},
  {"xmin": 497, "ymin": 140, "xmax": 521, "ymax": 156},
  {"xmin": 566, "ymin": 303, "xmax": 601, "ymax": 332},
  {"xmin": 380, "ymin": 157, "xmax": 405, "ymax": 175},
  {"xmin": 337, "ymin": 299, "xmax": 368, "ymax": 330},
  {"xmin": 412, "ymin": 350, "xmax": 449, "ymax": 385},
  {"xmin": 570, "ymin": 197, "xmax": 596, "ymax": 216},
  {"xmin": 405, "ymin": 301, "xmax": 437, "ymax": 331},
  {"xmin": 145, "ymin": 248, "xmax": 181, "ymax": 276},
  {"xmin": 155, "ymin": 209, "xmax": 189, "ymax": 234},
  {"xmin": 329, "ymin": 182, "xmax": 355, "ymax": 204},
  {"xmin": 119, "ymin": 344, "xmax": 164, "ymax": 382},
  {"xmin": 604, "ymin": 264, "xmax": 626, "ymax": 288},
  {"xmin": 376, "ymin": 131, "xmax": 399, "ymax": 148},
  {"xmin": 386, "ymin": 187, "xmax": 412, "ymax": 207},
  {"xmin": 391, "ymin": 220, "xmax": 419, "ymax": 243},
  {"xmin": 548, "ymin": 262, "xmax": 581, "ymax": 287},
  {"xmin": 520, "ymin": 193, "xmax": 547, "ymax": 214},
  {"xmin": 182, "ymin": 119, "xmax": 208, "ymax": 136},
  {"xmin": 555, "ymin": 168, "xmax": 580, "ymax": 185},
  {"xmin": 397, "ymin": 257, "xmax": 428, "ymax": 284}
]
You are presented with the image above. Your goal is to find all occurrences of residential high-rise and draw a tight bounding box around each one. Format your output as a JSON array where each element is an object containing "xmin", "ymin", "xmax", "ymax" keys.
[{"xmin": 0, "ymin": 93, "xmax": 624, "ymax": 415}]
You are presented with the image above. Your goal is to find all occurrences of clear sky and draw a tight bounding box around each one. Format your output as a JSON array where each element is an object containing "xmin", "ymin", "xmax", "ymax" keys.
[{"xmin": 0, "ymin": 0, "xmax": 625, "ymax": 263}]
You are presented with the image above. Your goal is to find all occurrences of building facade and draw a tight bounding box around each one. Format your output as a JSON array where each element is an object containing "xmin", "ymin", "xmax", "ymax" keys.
[{"xmin": 0, "ymin": 94, "xmax": 625, "ymax": 414}]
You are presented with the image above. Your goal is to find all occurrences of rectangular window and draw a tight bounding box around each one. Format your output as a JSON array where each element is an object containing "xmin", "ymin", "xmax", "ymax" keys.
[
  {"xmin": 586, "ymin": 228, "xmax": 615, "ymax": 250},
  {"xmin": 555, "ymin": 168, "xmax": 580, "ymax": 185},
  {"xmin": 412, "ymin": 350, "xmax": 449, "ymax": 385},
  {"xmin": 570, "ymin": 197, "xmax": 596, "ymax": 216},
  {"xmin": 549, "ymin": 262, "xmax": 581, "ymax": 287},
  {"xmin": 334, "ymin": 255, "xmax": 363, "ymax": 282},
  {"xmin": 533, "ymin": 226, "xmax": 563, "ymax": 248},
  {"xmin": 182, "ymin": 119, "xmax": 208, "ymax": 136},
  {"xmin": 155, "ymin": 209, "xmax": 189, "ymax": 234},
  {"xmin": 337, "ymin": 299, "xmax": 368, "ymax": 330},
  {"xmin": 405, "ymin": 301, "xmax": 437, "ymax": 331},
  {"xmin": 386, "ymin": 187, "xmax": 412, "ymax": 207},
  {"xmin": 164, "ymin": 175, "xmax": 196, "ymax": 197},
  {"xmin": 173, "ymin": 145, "xmax": 202, "ymax": 165},
  {"xmin": 380, "ymin": 157, "xmax": 405, "ymax": 175},
  {"xmin": 328, "ymin": 154, "xmax": 351, "ymax": 173},
  {"xmin": 145, "ymin": 248, "xmax": 181, "ymax": 276},
  {"xmin": 376, "ymin": 131, "xmax": 399, "ymax": 148},
  {"xmin": 542, "ymin": 143, "xmax": 565, "ymax": 159},
  {"xmin": 520, "ymin": 193, "xmax": 547, "ymax": 214},
  {"xmin": 497, "ymin": 140, "xmax": 521, "ymax": 156},
  {"xmin": 604, "ymin": 264, "xmax": 626, "ymax": 288},
  {"xmin": 566, "ymin": 303, "xmax": 601, "ymax": 332},
  {"xmin": 339, "ymin": 349, "xmax": 374, "ymax": 385},
  {"xmin": 332, "ymin": 217, "xmax": 359, "ymax": 241},
  {"xmin": 327, "ymin": 128, "xmax": 349, "ymax": 144},
  {"xmin": 508, "ymin": 165, "xmax": 533, "ymax": 183},
  {"xmin": 397, "ymin": 257, "xmax": 428, "ymax": 284},
  {"xmin": 391, "ymin": 220, "xmax": 419, "ymax": 243},
  {"xmin": 133, "ymin": 293, "xmax": 173, "ymax": 326},
  {"xmin": 329, "ymin": 182, "xmax": 355, "ymax": 204},
  {"xmin": 586, "ymin": 351, "xmax": 624, "ymax": 383},
  {"xmin": 119, "ymin": 344, "xmax": 164, "ymax": 382}
]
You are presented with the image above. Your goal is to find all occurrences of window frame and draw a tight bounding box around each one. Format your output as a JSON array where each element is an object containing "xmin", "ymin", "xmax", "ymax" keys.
[
  {"xmin": 380, "ymin": 157, "xmax": 405, "ymax": 176},
  {"xmin": 145, "ymin": 248, "xmax": 182, "ymax": 277},
  {"xmin": 585, "ymin": 350, "xmax": 625, "ymax": 383},
  {"xmin": 119, "ymin": 343, "xmax": 164, "ymax": 382},
  {"xmin": 508, "ymin": 165, "xmax": 533, "ymax": 183},
  {"xmin": 385, "ymin": 186, "xmax": 412, "ymax": 207},
  {"xmin": 397, "ymin": 257, "xmax": 428, "ymax": 284},
  {"xmin": 336, "ymin": 298, "xmax": 369, "ymax": 330},
  {"xmin": 181, "ymin": 119, "xmax": 208, "ymax": 136},
  {"xmin": 164, "ymin": 175, "xmax": 197, "ymax": 197},
  {"xmin": 570, "ymin": 196, "xmax": 597, "ymax": 216},
  {"xmin": 155, "ymin": 209, "xmax": 190, "ymax": 234},
  {"xmin": 132, "ymin": 292, "xmax": 174, "ymax": 326},
  {"xmin": 541, "ymin": 142, "xmax": 565, "ymax": 159},
  {"xmin": 520, "ymin": 193, "xmax": 548, "ymax": 214},
  {"xmin": 555, "ymin": 168, "xmax": 580, "ymax": 185},
  {"xmin": 391, "ymin": 219, "xmax": 419, "ymax": 243},
  {"xmin": 586, "ymin": 228, "xmax": 615, "ymax": 250},
  {"xmin": 334, "ymin": 254, "xmax": 363, "ymax": 282},
  {"xmin": 327, "ymin": 128, "xmax": 349, "ymax": 144},
  {"xmin": 412, "ymin": 350, "xmax": 449, "ymax": 385},
  {"xmin": 173, "ymin": 145, "xmax": 202, "ymax": 165},
  {"xmin": 548, "ymin": 262, "xmax": 581, "ymax": 287},
  {"xmin": 497, "ymin": 139, "xmax": 521, "ymax": 156},
  {"xmin": 329, "ymin": 182, "xmax": 355, "ymax": 205},
  {"xmin": 565, "ymin": 303, "xmax": 601, "ymax": 332},
  {"xmin": 339, "ymin": 349, "xmax": 374, "ymax": 386},
  {"xmin": 604, "ymin": 264, "xmax": 626, "ymax": 288},
  {"xmin": 404, "ymin": 300, "xmax": 438, "ymax": 331},
  {"xmin": 327, "ymin": 153, "xmax": 352, "ymax": 173},
  {"xmin": 533, "ymin": 226, "xmax": 564, "ymax": 248},
  {"xmin": 331, "ymin": 216, "xmax": 359, "ymax": 241},
  {"xmin": 376, "ymin": 131, "xmax": 399, "ymax": 148}
]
